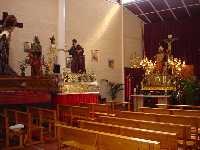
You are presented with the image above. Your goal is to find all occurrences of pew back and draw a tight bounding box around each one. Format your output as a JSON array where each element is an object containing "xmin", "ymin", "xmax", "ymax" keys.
[
  {"xmin": 56, "ymin": 124, "xmax": 161, "ymax": 150},
  {"xmin": 79, "ymin": 120, "xmax": 177, "ymax": 150},
  {"xmin": 57, "ymin": 104, "xmax": 72, "ymax": 124},
  {"xmin": 97, "ymin": 116, "xmax": 191, "ymax": 140},
  {"xmin": 139, "ymin": 107, "xmax": 171, "ymax": 114}
]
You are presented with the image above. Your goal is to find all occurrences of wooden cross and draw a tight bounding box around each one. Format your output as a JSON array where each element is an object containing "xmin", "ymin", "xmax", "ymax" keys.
[{"xmin": 0, "ymin": 12, "xmax": 23, "ymax": 29}]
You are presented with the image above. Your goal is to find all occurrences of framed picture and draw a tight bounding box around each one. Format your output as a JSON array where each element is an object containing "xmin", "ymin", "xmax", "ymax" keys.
[
  {"xmin": 108, "ymin": 59, "xmax": 114, "ymax": 69},
  {"xmin": 66, "ymin": 57, "xmax": 72, "ymax": 68},
  {"xmin": 91, "ymin": 50, "xmax": 100, "ymax": 63},
  {"xmin": 24, "ymin": 42, "xmax": 31, "ymax": 52}
]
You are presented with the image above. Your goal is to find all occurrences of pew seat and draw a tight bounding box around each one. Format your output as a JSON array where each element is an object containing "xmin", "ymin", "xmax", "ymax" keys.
[
  {"xmin": 78, "ymin": 120, "xmax": 177, "ymax": 150},
  {"xmin": 56, "ymin": 124, "xmax": 161, "ymax": 150}
]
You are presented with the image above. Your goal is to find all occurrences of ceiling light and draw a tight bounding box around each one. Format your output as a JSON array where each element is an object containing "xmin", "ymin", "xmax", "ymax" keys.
[{"xmin": 121, "ymin": 0, "xmax": 136, "ymax": 4}]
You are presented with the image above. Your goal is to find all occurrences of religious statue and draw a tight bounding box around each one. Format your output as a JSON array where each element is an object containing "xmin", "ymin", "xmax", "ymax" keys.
[
  {"xmin": 47, "ymin": 35, "xmax": 57, "ymax": 74},
  {"xmin": 0, "ymin": 34, "xmax": 9, "ymax": 73},
  {"xmin": 0, "ymin": 12, "xmax": 23, "ymax": 74},
  {"xmin": 26, "ymin": 36, "xmax": 43, "ymax": 76},
  {"xmin": 154, "ymin": 45, "xmax": 166, "ymax": 74},
  {"xmin": 68, "ymin": 39, "xmax": 86, "ymax": 73},
  {"xmin": 163, "ymin": 34, "xmax": 178, "ymax": 58}
]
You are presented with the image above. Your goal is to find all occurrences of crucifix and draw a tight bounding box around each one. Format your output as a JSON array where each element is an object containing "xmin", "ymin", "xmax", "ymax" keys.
[
  {"xmin": 163, "ymin": 34, "xmax": 178, "ymax": 56},
  {"xmin": 0, "ymin": 12, "xmax": 23, "ymax": 74}
]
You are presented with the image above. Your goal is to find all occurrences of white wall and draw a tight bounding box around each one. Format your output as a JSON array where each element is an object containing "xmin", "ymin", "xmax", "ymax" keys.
[
  {"xmin": 0, "ymin": 0, "xmax": 144, "ymax": 100},
  {"xmin": 66, "ymin": 0, "xmax": 124, "ymax": 99},
  {"xmin": 123, "ymin": 7, "xmax": 144, "ymax": 67},
  {"xmin": 66, "ymin": 0, "xmax": 123, "ymax": 83},
  {"xmin": 0, "ymin": 0, "xmax": 58, "ymax": 74}
]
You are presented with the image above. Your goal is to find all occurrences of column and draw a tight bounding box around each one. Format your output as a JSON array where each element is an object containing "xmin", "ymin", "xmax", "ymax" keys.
[{"xmin": 57, "ymin": 0, "xmax": 66, "ymax": 74}]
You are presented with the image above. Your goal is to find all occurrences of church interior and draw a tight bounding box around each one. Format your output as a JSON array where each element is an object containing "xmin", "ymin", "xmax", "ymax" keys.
[{"xmin": 0, "ymin": 0, "xmax": 200, "ymax": 149}]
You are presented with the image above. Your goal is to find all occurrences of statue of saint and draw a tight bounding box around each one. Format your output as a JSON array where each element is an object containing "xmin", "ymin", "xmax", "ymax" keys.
[
  {"xmin": 0, "ymin": 12, "xmax": 23, "ymax": 74},
  {"xmin": 27, "ymin": 36, "xmax": 43, "ymax": 76},
  {"xmin": 0, "ymin": 15, "xmax": 17, "ymax": 74},
  {"xmin": 69, "ymin": 39, "xmax": 86, "ymax": 73},
  {"xmin": 155, "ymin": 46, "xmax": 165, "ymax": 74},
  {"xmin": 47, "ymin": 35, "xmax": 57, "ymax": 74},
  {"xmin": 0, "ymin": 34, "xmax": 9, "ymax": 73}
]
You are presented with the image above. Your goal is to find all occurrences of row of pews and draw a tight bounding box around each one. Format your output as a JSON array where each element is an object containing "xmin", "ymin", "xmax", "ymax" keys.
[
  {"xmin": 0, "ymin": 107, "xmax": 57, "ymax": 149},
  {"xmin": 0, "ymin": 103, "xmax": 200, "ymax": 150}
]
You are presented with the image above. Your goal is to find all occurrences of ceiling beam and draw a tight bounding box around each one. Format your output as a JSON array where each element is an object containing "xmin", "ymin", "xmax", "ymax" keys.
[
  {"xmin": 134, "ymin": 3, "xmax": 200, "ymax": 16},
  {"xmin": 147, "ymin": 0, "xmax": 164, "ymax": 21},
  {"xmin": 180, "ymin": 0, "xmax": 191, "ymax": 17},
  {"xmin": 163, "ymin": 0, "xmax": 178, "ymax": 20},
  {"xmin": 133, "ymin": 2, "xmax": 152, "ymax": 23}
]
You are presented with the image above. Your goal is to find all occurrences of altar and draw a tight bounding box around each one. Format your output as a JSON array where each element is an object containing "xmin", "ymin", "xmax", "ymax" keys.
[{"xmin": 127, "ymin": 35, "xmax": 186, "ymax": 110}]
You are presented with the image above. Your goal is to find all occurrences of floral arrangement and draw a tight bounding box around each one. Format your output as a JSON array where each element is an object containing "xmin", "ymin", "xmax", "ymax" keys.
[{"xmin": 101, "ymin": 79, "xmax": 124, "ymax": 100}]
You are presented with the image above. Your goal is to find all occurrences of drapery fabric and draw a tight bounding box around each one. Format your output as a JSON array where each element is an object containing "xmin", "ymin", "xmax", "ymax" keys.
[{"xmin": 53, "ymin": 93, "xmax": 99, "ymax": 105}]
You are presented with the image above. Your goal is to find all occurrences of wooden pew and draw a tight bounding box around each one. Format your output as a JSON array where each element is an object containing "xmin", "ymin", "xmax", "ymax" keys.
[
  {"xmin": 57, "ymin": 104, "xmax": 72, "ymax": 125},
  {"xmin": 6, "ymin": 109, "xmax": 43, "ymax": 148},
  {"xmin": 139, "ymin": 107, "xmax": 171, "ymax": 114},
  {"xmin": 118, "ymin": 111, "xmax": 199, "ymax": 148},
  {"xmin": 156, "ymin": 104, "xmax": 200, "ymax": 110},
  {"xmin": 118, "ymin": 111, "xmax": 199, "ymax": 128},
  {"xmin": 139, "ymin": 107, "xmax": 200, "ymax": 140},
  {"xmin": 78, "ymin": 120, "xmax": 177, "ymax": 150},
  {"xmin": 28, "ymin": 107, "xmax": 57, "ymax": 141},
  {"xmin": 170, "ymin": 109, "xmax": 200, "ymax": 117},
  {"xmin": 92, "ymin": 103, "xmax": 111, "ymax": 117},
  {"xmin": 0, "ymin": 114, "xmax": 9, "ymax": 148},
  {"xmin": 71, "ymin": 106, "xmax": 90, "ymax": 125},
  {"xmin": 106, "ymin": 100, "xmax": 129, "ymax": 114},
  {"xmin": 139, "ymin": 107, "xmax": 200, "ymax": 117},
  {"xmin": 56, "ymin": 124, "xmax": 161, "ymax": 150},
  {"xmin": 97, "ymin": 116, "xmax": 191, "ymax": 149}
]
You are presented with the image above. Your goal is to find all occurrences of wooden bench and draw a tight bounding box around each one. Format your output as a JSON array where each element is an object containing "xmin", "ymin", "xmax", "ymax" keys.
[
  {"xmin": 156, "ymin": 104, "xmax": 200, "ymax": 110},
  {"xmin": 0, "ymin": 114, "xmax": 9, "ymax": 148},
  {"xmin": 6, "ymin": 109, "xmax": 43, "ymax": 148},
  {"xmin": 139, "ymin": 107, "xmax": 200, "ymax": 117},
  {"xmin": 57, "ymin": 104, "xmax": 72, "ymax": 125},
  {"xmin": 28, "ymin": 107, "xmax": 57, "ymax": 141},
  {"xmin": 78, "ymin": 120, "xmax": 177, "ymax": 150},
  {"xmin": 118, "ymin": 111, "xmax": 199, "ymax": 148},
  {"xmin": 56, "ymin": 124, "xmax": 161, "ymax": 150},
  {"xmin": 139, "ymin": 107, "xmax": 200, "ymax": 139},
  {"xmin": 71, "ymin": 106, "xmax": 90, "ymax": 125},
  {"xmin": 106, "ymin": 100, "xmax": 129, "ymax": 114},
  {"xmin": 80, "ymin": 103, "xmax": 113, "ymax": 118},
  {"xmin": 97, "ymin": 116, "xmax": 191, "ymax": 149},
  {"xmin": 139, "ymin": 107, "xmax": 171, "ymax": 114},
  {"xmin": 92, "ymin": 103, "xmax": 112, "ymax": 117}
]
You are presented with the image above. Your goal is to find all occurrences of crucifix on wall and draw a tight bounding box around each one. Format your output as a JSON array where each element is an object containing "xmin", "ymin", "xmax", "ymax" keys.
[{"xmin": 0, "ymin": 12, "xmax": 23, "ymax": 74}]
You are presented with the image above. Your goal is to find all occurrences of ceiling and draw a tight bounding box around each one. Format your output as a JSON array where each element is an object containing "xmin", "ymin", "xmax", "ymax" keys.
[{"xmin": 121, "ymin": 0, "xmax": 200, "ymax": 23}]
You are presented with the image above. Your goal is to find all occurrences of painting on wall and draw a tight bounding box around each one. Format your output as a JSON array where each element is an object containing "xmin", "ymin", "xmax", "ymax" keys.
[
  {"xmin": 108, "ymin": 59, "xmax": 114, "ymax": 69},
  {"xmin": 66, "ymin": 57, "xmax": 72, "ymax": 68},
  {"xmin": 91, "ymin": 50, "xmax": 100, "ymax": 63}
]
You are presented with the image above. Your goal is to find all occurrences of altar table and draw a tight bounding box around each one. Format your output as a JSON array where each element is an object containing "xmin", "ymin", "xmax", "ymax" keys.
[
  {"xmin": 131, "ymin": 94, "xmax": 171, "ymax": 111},
  {"xmin": 53, "ymin": 92, "xmax": 99, "ymax": 105}
]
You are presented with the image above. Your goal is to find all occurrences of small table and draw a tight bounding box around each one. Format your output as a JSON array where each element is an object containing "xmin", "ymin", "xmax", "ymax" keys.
[{"xmin": 131, "ymin": 95, "xmax": 171, "ymax": 111}]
